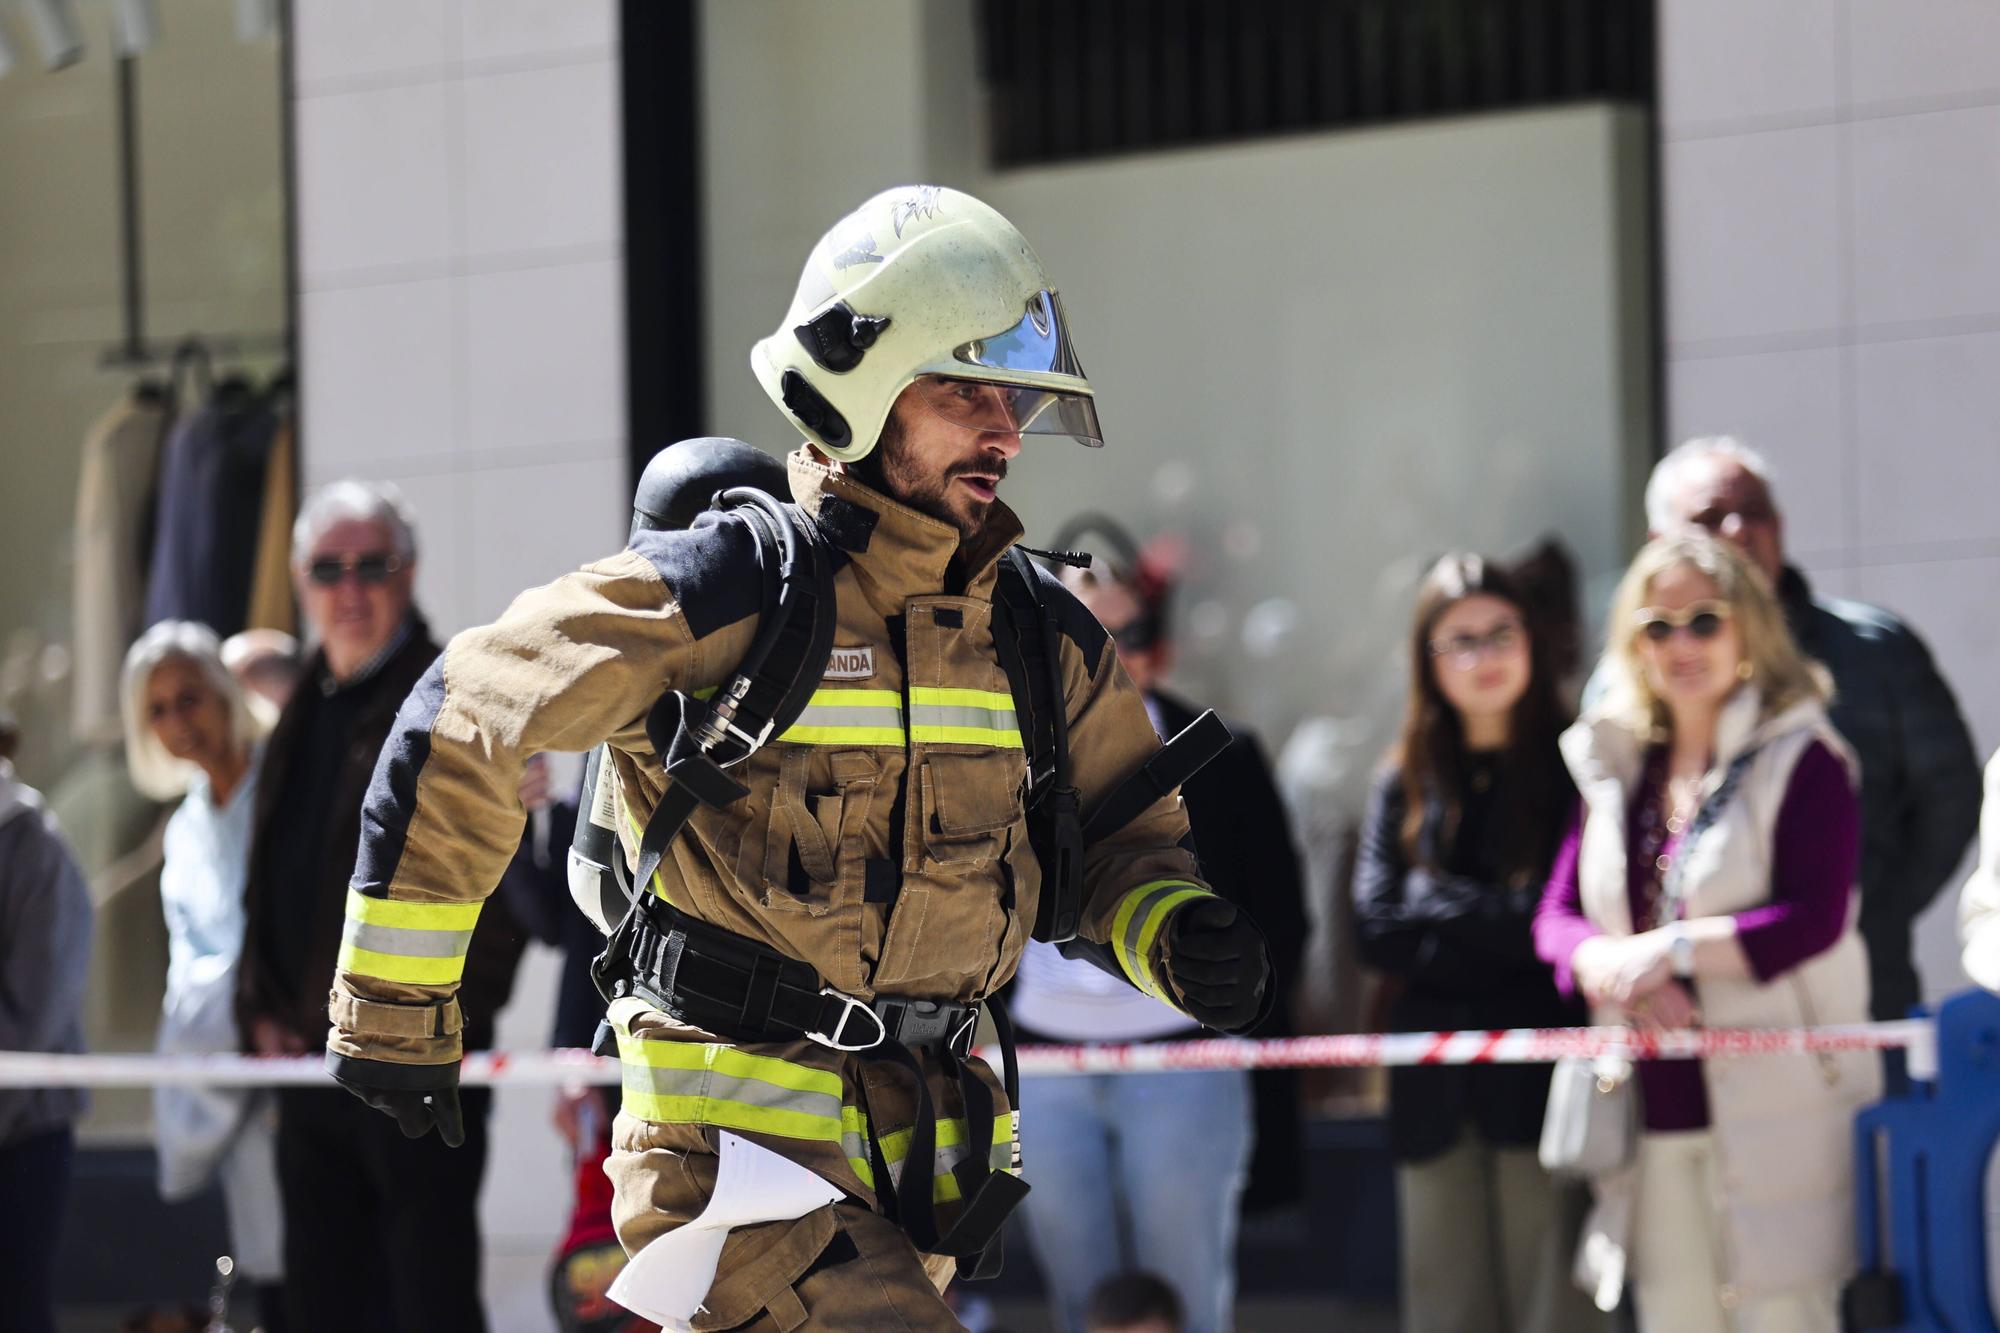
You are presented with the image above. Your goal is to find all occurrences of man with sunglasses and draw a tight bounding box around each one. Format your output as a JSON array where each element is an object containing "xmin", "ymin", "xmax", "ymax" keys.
[
  {"xmin": 1633, "ymin": 436, "xmax": 1982, "ymax": 1024},
  {"xmin": 318, "ymin": 187, "xmax": 1271, "ymax": 1329},
  {"xmin": 236, "ymin": 479, "xmax": 526, "ymax": 1332}
]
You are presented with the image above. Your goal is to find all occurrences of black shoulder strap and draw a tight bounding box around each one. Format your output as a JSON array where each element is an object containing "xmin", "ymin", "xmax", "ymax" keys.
[
  {"xmin": 591, "ymin": 495, "xmax": 839, "ymax": 1002},
  {"xmin": 993, "ymin": 548, "xmax": 1085, "ymax": 943}
]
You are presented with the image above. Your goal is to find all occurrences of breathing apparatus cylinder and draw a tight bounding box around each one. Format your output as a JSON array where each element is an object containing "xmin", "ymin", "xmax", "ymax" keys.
[{"xmin": 565, "ymin": 438, "xmax": 791, "ymax": 934}]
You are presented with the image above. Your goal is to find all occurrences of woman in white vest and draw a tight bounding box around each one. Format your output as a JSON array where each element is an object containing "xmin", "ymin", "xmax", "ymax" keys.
[
  {"xmin": 1534, "ymin": 535, "xmax": 1878, "ymax": 1332},
  {"xmin": 122, "ymin": 621, "xmax": 286, "ymax": 1318}
]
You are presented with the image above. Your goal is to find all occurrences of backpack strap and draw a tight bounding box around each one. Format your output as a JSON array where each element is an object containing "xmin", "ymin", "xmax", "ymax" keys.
[
  {"xmin": 590, "ymin": 493, "xmax": 839, "ymax": 1004},
  {"xmin": 993, "ymin": 548, "xmax": 1086, "ymax": 943}
]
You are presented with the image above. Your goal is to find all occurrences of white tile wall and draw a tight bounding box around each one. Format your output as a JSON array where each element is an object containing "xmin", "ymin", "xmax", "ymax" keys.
[
  {"xmin": 1663, "ymin": 127, "xmax": 1843, "ymax": 345},
  {"xmin": 299, "ymin": 279, "xmax": 457, "ymax": 469},
  {"xmin": 459, "ymin": 60, "xmax": 621, "ymax": 257},
  {"xmin": 1666, "ymin": 346, "xmax": 1849, "ymax": 556},
  {"xmin": 460, "ymin": 0, "xmax": 617, "ymax": 68},
  {"xmin": 292, "ymin": 6, "xmax": 623, "ymax": 1311},
  {"xmin": 1847, "ymin": 0, "xmax": 2000, "ymax": 110},
  {"xmin": 1663, "ymin": 0, "xmax": 2000, "ymax": 1005},
  {"xmin": 1850, "ymin": 105, "xmax": 2000, "ymax": 327},
  {"xmin": 1853, "ymin": 331, "xmax": 2000, "ymax": 550},
  {"xmin": 293, "ymin": 0, "xmax": 457, "ymax": 91},
  {"xmin": 295, "ymin": 81, "xmax": 454, "ymax": 281},
  {"xmin": 466, "ymin": 455, "xmax": 627, "ymax": 622},
  {"xmin": 1659, "ymin": 0, "xmax": 1840, "ymax": 133},
  {"xmin": 462, "ymin": 259, "xmax": 625, "ymax": 455}
]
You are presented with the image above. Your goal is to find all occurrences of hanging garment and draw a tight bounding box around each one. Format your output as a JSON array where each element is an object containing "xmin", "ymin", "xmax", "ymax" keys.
[
  {"xmin": 71, "ymin": 386, "xmax": 171, "ymax": 743},
  {"xmin": 242, "ymin": 414, "xmax": 297, "ymax": 636},
  {"xmin": 142, "ymin": 379, "xmax": 279, "ymax": 637}
]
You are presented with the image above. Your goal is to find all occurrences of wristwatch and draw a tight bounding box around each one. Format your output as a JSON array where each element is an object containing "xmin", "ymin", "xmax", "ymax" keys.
[{"xmin": 1668, "ymin": 925, "xmax": 1696, "ymax": 979}]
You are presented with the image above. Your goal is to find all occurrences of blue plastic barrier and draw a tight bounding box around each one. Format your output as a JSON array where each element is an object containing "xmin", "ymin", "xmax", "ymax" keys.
[{"xmin": 1847, "ymin": 988, "xmax": 2000, "ymax": 1332}]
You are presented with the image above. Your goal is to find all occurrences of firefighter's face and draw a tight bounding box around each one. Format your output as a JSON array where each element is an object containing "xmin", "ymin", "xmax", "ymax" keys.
[{"xmin": 873, "ymin": 378, "xmax": 1024, "ymax": 539}]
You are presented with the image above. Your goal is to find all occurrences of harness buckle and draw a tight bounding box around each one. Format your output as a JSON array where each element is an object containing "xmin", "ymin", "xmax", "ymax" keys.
[
  {"xmin": 948, "ymin": 1006, "xmax": 981, "ymax": 1062},
  {"xmin": 807, "ymin": 987, "xmax": 889, "ymax": 1052}
]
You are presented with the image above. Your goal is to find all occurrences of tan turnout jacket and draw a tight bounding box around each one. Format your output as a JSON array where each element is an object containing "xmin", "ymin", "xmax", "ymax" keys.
[{"xmin": 325, "ymin": 449, "xmax": 1216, "ymax": 1309}]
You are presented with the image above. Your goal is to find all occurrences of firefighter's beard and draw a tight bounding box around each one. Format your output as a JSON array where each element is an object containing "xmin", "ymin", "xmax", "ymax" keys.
[{"xmin": 860, "ymin": 416, "xmax": 1008, "ymax": 540}]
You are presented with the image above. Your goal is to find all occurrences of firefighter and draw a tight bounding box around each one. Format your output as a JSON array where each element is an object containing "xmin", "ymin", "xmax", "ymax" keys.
[{"xmin": 323, "ymin": 185, "xmax": 1271, "ymax": 1330}]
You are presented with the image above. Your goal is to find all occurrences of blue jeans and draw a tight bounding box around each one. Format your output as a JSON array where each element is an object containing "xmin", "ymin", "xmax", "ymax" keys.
[{"xmin": 1017, "ymin": 1067, "xmax": 1252, "ymax": 1333}]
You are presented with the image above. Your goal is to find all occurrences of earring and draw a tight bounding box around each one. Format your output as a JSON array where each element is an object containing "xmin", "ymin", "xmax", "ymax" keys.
[{"xmin": 1736, "ymin": 661, "xmax": 1753, "ymax": 680}]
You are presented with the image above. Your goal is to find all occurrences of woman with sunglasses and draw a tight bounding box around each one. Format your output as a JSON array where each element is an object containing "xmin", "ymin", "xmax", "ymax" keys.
[
  {"xmin": 1354, "ymin": 554, "xmax": 1601, "ymax": 1333},
  {"xmin": 1534, "ymin": 535, "xmax": 1877, "ymax": 1332},
  {"xmin": 121, "ymin": 620, "xmax": 287, "ymax": 1327}
]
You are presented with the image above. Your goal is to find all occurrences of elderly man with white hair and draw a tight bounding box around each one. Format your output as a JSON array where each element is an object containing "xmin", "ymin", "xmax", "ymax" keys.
[
  {"xmin": 1634, "ymin": 437, "xmax": 1982, "ymax": 1023},
  {"xmin": 234, "ymin": 479, "xmax": 525, "ymax": 1333}
]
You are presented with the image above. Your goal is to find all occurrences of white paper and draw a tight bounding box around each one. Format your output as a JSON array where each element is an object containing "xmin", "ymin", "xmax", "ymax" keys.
[{"xmin": 608, "ymin": 1131, "xmax": 843, "ymax": 1331}]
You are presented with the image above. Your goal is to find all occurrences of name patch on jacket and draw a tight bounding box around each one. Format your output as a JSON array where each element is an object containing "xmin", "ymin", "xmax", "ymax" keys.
[{"xmin": 824, "ymin": 646, "xmax": 876, "ymax": 681}]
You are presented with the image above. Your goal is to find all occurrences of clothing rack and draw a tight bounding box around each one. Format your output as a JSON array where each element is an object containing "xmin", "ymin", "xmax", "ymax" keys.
[
  {"xmin": 95, "ymin": 3, "xmax": 300, "ymax": 377},
  {"xmin": 97, "ymin": 331, "xmax": 294, "ymax": 372}
]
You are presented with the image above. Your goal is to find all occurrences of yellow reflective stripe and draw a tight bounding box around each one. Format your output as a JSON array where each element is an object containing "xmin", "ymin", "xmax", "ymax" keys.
[
  {"xmin": 343, "ymin": 890, "xmax": 481, "ymax": 931},
  {"xmin": 909, "ymin": 687, "xmax": 1015, "ymax": 711},
  {"xmin": 880, "ymin": 1115, "xmax": 1014, "ymax": 1202},
  {"xmin": 908, "ymin": 686, "xmax": 1023, "ymax": 748},
  {"xmin": 617, "ymin": 1037, "xmax": 845, "ymax": 1099},
  {"xmin": 337, "ymin": 890, "xmax": 479, "ymax": 985},
  {"xmin": 620, "ymin": 802, "xmax": 680, "ymax": 906},
  {"xmin": 614, "ymin": 1032, "xmax": 876, "ymax": 1183},
  {"xmin": 1111, "ymin": 881, "xmax": 1211, "ymax": 1001},
  {"xmin": 335, "ymin": 944, "xmax": 467, "ymax": 986}
]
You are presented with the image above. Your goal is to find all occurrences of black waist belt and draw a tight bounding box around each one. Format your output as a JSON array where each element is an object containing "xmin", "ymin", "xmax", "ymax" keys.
[{"xmin": 599, "ymin": 894, "xmax": 1028, "ymax": 1274}]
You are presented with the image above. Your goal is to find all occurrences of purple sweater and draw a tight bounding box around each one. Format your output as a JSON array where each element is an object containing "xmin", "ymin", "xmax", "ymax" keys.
[{"xmin": 1533, "ymin": 739, "xmax": 1860, "ymax": 1132}]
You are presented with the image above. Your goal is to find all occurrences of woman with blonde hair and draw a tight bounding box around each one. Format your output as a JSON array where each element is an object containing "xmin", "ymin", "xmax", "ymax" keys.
[
  {"xmin": 1533, "ymin": 534, "xmax": 1878, "ymax": 1331},
  {"xmin": 121, "ymin": 620, "xmax": 286, "ymax": 1325}
]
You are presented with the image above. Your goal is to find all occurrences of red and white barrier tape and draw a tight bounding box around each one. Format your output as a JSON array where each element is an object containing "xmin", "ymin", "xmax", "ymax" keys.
[{"xmin": 0, "ymin": 1020, "xmax": 1929, "ymax": 1088}]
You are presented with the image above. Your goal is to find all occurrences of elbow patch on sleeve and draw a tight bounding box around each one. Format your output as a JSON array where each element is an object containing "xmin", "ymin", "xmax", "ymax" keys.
[
  {"xmin": 628, "ymin": 516, "xmax": 766, "ymax": 640},
  {"xmin": 351, "ymin": 662, "xmax": 449, "ymax": 896}
]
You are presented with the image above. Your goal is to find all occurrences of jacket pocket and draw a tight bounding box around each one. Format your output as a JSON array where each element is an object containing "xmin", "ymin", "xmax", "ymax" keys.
[
  {"xmin": 918, "ymin": 751, "xmax": 1025, "ymax": 867},
  {"xmin": 758, "ymin": 747, "xmax": 880, "ymax": 916}
]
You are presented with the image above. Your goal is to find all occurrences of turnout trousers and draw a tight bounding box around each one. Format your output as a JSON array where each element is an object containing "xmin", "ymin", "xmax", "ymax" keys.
[{"xmin": 607, "ymin": 1112, "xmax": 963, "ymax": 1332}]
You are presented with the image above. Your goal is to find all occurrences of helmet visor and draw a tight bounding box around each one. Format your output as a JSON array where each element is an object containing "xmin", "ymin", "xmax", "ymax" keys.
[
  {"xmin": 954, "ymin": 290, "xmax": 1088, "ymax": 381},
  {"xmin": 909, "ymin": 376, "xmax": 1103, "ymax": 445}
]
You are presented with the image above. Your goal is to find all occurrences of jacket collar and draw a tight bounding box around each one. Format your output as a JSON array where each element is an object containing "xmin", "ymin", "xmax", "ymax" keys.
[
  {"xmin": 1563, "ymin": 684, "xmax": 1840, "ymax": 798},
  {"xmin": 786, "ymin": 448, "xmax": 1024, "ymax": 609}
]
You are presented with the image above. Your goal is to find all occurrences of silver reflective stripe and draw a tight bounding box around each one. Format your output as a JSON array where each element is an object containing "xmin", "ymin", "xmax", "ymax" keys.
[
  {"xmin": 790, "ymin": 703, "xmax": 905, "ymax": 731},
  {"xmin": 343, "ymin": 922, "xmax": 475, "ymax": 959},
  {"xmin": 909, "ymin": 704, "xmax": 1018, "ymax": 732}
]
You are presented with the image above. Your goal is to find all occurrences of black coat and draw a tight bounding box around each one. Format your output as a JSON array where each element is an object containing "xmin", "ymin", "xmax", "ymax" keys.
[
  {"xmin": 1352, "ymin": 764, "xmax": 1582, "ymax": 1162},
  {"xmin": 237, "ymin": 618, "xmax": 527, "ymax": 1052},
  {"xmin": 1778, "ymin": 567, "xmax": 1982, "ymax": 1020},
  {"xmin": 1154, "ymin": 691, "xmax": 1310, "ymax": 1211}
]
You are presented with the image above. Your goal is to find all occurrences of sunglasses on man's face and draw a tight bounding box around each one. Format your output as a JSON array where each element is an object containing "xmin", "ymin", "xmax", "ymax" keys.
[
  {"xmin": 305, "ymin": 552, "xmax": 404, "ymax": 587},
  {"xmin": 1634, "ymin": 600, "xmax": 1732, "ymax": 643}
]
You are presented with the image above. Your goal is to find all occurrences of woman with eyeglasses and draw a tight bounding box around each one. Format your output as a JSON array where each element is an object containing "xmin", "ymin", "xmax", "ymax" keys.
[
  {"xmin": 1353, "ymin": 554, "xmax": 1602, "ymax": 1333},
  {"xmin": 121, "ymin": 620, "xmax": 288, "ymax": 1328},
  {"xmin": 1534, "ymin": 535, "xmax": 1877, "ymax": 1332}
]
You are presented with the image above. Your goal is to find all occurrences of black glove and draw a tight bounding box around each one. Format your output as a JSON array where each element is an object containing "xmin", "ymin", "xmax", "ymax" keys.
[
  {"xmin": 326, "ymin": 1052, "xmax": 466, "ymax": 1147},
  {"xmin": 1163, "ymin": 897, "xmax": 1272, "ymax": 1034}
]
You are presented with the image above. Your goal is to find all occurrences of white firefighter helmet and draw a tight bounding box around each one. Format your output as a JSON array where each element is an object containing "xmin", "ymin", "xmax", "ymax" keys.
[{"xmin": 751, "ymin": 185, "xmax": 1102, "ymax": 463}]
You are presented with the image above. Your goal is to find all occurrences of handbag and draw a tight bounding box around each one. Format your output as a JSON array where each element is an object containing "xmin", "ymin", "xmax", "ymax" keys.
[
  {"xmin": 1539, "ymin": 1052, "xmax": 1636, "ymax": 1176},
  {"xmin": 1538, "ymin": 742, "xmax": 1766, "ymax": 1176}
]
